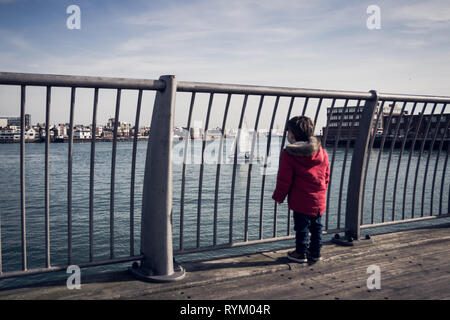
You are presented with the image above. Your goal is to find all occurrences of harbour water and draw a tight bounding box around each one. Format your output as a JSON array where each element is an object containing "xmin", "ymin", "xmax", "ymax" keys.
[{"xmin": 0, "ymin": 137, "xmax": 449, "ymax": 289}]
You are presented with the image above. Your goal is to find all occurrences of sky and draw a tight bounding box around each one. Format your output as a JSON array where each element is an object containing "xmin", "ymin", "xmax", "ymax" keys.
[{"xmin": 0, "ymin": 0, "xmax": 449, "ymax": 129}]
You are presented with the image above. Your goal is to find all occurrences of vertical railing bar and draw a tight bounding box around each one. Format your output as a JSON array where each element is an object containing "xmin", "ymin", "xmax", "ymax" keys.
[
  {"xmin": 130, "ymin": 89, "xmax": 143, "ymax": 256},
  {"xmin": 0, "ymin": 200, "xmax": 1, "ymax": 274},
  {"xmin": 447, "ymin": 145, "xmax": 450, "ymax": 215},
  {"xmin": 45, "ymin": 86, "xmax": 51, "ymax": 268},
  {"xmin": 275, "ymin": 96, "xmax": 297, "ymax": 237},
  {"xmin": 20, "ymin": 85, "xmax": 27, "ymax": 271},
  {"xmin": 278, "ymin": 97, "xmax": 296, "ymax": 165},
  {"xmin": 197, "ymin": 93, "xmax": 214, "ymax": 248},
  {"xmin": 371, "ymin": 100, "xmax": 396, "ymax": 224},
  {"xmin": 88, "ymin": 88, "xmax": 99, "ymax": 262},
  {"xmin": 411, "ymin": 102, "xmax": 438, "ymax": 218},
  {"xmin": 179, "ymin": 92, "xmax": 196, "ymax": 251},
  {"xmin": 244, "ymin": 95, "xmax": 265, "ymax": 242},
  {"xmin": 229, "ymin": 94, "xmax": 249, "ymax": 244},
  {"xmin": 322, "ymin": 98, "xmax": 337, "ymax": 230},
  {"xmin": 301, "ymin": 97, "xmax": 309, "ymax": 116},
  {"xmin": 258, "ymin": 96, "xmax": 280, "ymax": 239},
  {"xmin": 433, "ymin": 117, "xmax": 450, "ymax": 216},
  {"xmin": 338, "ymin": 100, "xmax": 361, "ymax": 226},
  {"xmin": 361, "ymin": 100, "xmax": 384, "ymax": 224},
  {"xmin": 313, "ymin": 98, "xmax": 324, "ymax": 130},
  {"xmin": 213, "ymin": 93, "xmax": 232, "ymax": 246},
  {"xmin": 278, "ymin": 97, "xmax": 296, "ymax": 236},
  {"xmin": 392, "ymin": 102, "xmax": 418, "ymax": 221},
  {"xmin": 421, "ymin": 104, "xmax": 447, "ymax": 217},
  {"xmin": 443, "ymin": 144, "xmax": 450, "ymax": 215},
  {"xmin": 67, "ymin": 87, "xmax": 75, "ymax": 265},
  {"xmin": 258, "ymin": 96, "xmax": 280, "ymax": 240},
  {"xmin": 0, "ymin": 193, "xmax": 1, "ymax": 273},
  {"xmin": 322, "ymin": 99, "xmax": 336, "ymax": 146},
  {"xmin": 402, "ymin": 102, "xmax": 428, "ymax": 220},
  {"xmin": 110, "ymin": 88, "xmax": 121, "ymax": 259},
  {"xmin": 326, "ymin": 98, "xmax": 349, "ymax": 229},
  {"xmin": 432, "ymin": 116, "xmax": 450, "ymax": 215},
  {"xmin": 308, "ymin": 97, "xmax": 323, "ymax": 231},
  {"xmin": 382, "ymin": 101, "xmax": 407, "ymax": 222}
]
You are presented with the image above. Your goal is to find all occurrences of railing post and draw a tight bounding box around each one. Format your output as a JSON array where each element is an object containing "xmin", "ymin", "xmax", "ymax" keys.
[
  {"xmin": 130, "ymin": 75, "xmax": 185, "ymax": 282},
  {"xmin": 333, "ymin": 90, "xmax": 378, "ymax": 246}
]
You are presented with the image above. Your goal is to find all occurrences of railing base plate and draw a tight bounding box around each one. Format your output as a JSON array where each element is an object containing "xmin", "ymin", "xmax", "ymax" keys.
[
  {"xmin": 128, "ymin": 262, "xmax": 186, "ymax": 283},
  {"xmin": 331, "ymin": 234, "xmax": 373, "ymax": 246}
]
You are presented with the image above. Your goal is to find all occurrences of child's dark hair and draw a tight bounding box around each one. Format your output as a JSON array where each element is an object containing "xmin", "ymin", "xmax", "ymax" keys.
[{"xmin": 287, "ymin": 116, "xmax": 314, "ymax": 142}]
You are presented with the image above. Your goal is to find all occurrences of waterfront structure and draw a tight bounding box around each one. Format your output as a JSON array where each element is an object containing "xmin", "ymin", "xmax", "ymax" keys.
[
  {"xmin": 25, "ymin": 127, "xmax": 37, "ymax": 141},
  {"xmin": 74, "ymin": 126, "xmax": 92, "ymax": 139},
  {"xmin": 0, "ymin": 114, "xmax": 31, "ymax": 128},
  {"xmin": 205, "ymin": 127, "xmax": 222, "ymax": 140},
  {"xmin": 54, "ymin": 123, "xmax": 68, "ymax": 139},
  {"xmin": 101, "ymin": 130, "xmax": 113, "ymax": 139},
  {"xmin": 107, "ymin": 118, "xmax": 131, "ymax": 137},
  {"xmin": 323, "ymin": 103, "xmax": 396, "ymax": 141},
  {"xmin": 95, "ymin": 125, "xmax": 103, "ymax": 137},
  {"xmin": 0, "ymin": 126, "xmax": 37, "ymax": 142},
  {"xmin": 173, "ymin": 126, "xmax": 187, "ymax": 140},
  {"xmin": 0, "ymin": 126, "xmax": 20, "ymax": 142},
  {"xmin": 388, "ymin": 113, "xmax": 450, "ymax": 139},
  {"xmin": 0, "ymin": 117, "xmax": 153, "ymax": 143},
  {"xmin": 37, "ymin": 124, "xmax": 55, "ymax": 140}
]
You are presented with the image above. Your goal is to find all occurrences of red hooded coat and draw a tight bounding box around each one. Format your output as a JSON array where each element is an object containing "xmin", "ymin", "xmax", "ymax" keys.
[{"xmin": 272, "ymin": 137, "xmax": 330, "ymax": 217}]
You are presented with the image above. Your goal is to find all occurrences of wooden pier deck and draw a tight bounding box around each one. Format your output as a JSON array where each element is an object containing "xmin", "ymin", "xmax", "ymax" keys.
[{"xmin": 0, "ymin": 224, "xmax": 449, "ymax": 300}]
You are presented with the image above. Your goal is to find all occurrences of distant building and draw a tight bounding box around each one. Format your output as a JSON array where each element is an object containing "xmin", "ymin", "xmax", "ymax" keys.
[
  {"xmin": 0, "ymin": 126, "xmax": 37, "ymax": 142},
  {"xmin": 388, "ymin": 113, "xmax": 450, "ymax": 139},
  {"xmin": 206, "ymin": 127, "xmax": 222, "ymax": 140},
  {"xmin": 0, "ymin": 114, "xmax": 31, "ymax": 128},
  {"xmin": 173, "ymin": 126, "xmax": 187, "ymax": 139},
  {"xmin": 323, "ymin": 103, "xmax": 449, "ymax": 143},
  {"xmin": 107, "ymin": 118, "xmax": 131, "ymax": 137},
  {"xmin": 102, "ymin": 130, "xmax": 113, "ymax": 139},
  {"xmin": 95, "ymin": 126, "xmax": 103, "ymax": 137},
  {"xmin": 323, "ymin": 103, "xmax": 400, "ymax": 141},
  {"xmin": 0, "ymin": 127, "xmax": 20, "ymax": 142},
  {"xmin": 25, "ymin": 128, "xmax": 37, "ymax": 140},
  {"xmin": 55, "ymin": 124, "xmax": 68, "ymax": 138},
  {"xmin": 74, "ymin": 127, "xmax": 91, "ymax": 139}
]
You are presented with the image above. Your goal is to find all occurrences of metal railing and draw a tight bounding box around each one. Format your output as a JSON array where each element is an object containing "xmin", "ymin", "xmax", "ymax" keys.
[
  {"xmin": 0, "ymin": 72, "xmax": 449, "ymax": 282},
  {"xmin": 0, "ymin": 72, "xmax": 164, "ymax": 280}
]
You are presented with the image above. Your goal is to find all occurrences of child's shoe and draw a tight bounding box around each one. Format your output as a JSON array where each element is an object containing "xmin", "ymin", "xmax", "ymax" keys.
[
  {"xmin": 308, "ymin": 252, "xmax": 322, "ymax": 262},
  {"xmin": 287, "ymin": 250, "xmax": 308, "ymax": 263}
]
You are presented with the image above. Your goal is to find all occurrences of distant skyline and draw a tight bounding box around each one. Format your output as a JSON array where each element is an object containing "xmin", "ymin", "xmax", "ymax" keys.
[{"xmin": 1, "ymin": 0, "xmax": 449, "ymax": 131}]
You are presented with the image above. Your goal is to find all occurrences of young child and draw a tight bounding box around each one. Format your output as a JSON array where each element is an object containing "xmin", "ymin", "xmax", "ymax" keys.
[{"xmin": 272, "ymin": 116, "xmax": 330, "ymax": 263}]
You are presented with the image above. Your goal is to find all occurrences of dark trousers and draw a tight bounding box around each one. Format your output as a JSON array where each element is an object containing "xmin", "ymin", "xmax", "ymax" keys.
[{"xmin": 293, "ymin": 211, "xmax": 323, "ymax": 255}]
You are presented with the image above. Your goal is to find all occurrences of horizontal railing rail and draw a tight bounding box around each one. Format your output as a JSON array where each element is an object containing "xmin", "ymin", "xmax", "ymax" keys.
[
  {"xmin": 0, "ymin": 71, "xmax": 449, "ymax": 282},
  {"xmin": 0, "ymin": 72, "xmax": 166, "ymax": 90}
]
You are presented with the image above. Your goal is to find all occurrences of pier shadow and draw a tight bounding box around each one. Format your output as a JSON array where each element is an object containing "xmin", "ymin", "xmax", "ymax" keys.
[{"xmin": 184, "ymin": 256, "xmax": 291, "ymax": 272}]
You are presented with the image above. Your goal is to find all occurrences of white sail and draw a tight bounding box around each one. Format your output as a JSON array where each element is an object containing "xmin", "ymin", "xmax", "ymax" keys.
[{"xmin": 237, "ymin": 128, "xmax": 251, "ymax": 154}]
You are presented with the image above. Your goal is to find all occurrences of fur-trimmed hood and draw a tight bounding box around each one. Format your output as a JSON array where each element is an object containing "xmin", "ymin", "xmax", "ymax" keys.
[{"xmin": 285, "ymin": 136, "xmax": 321, "ymax": 157}]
